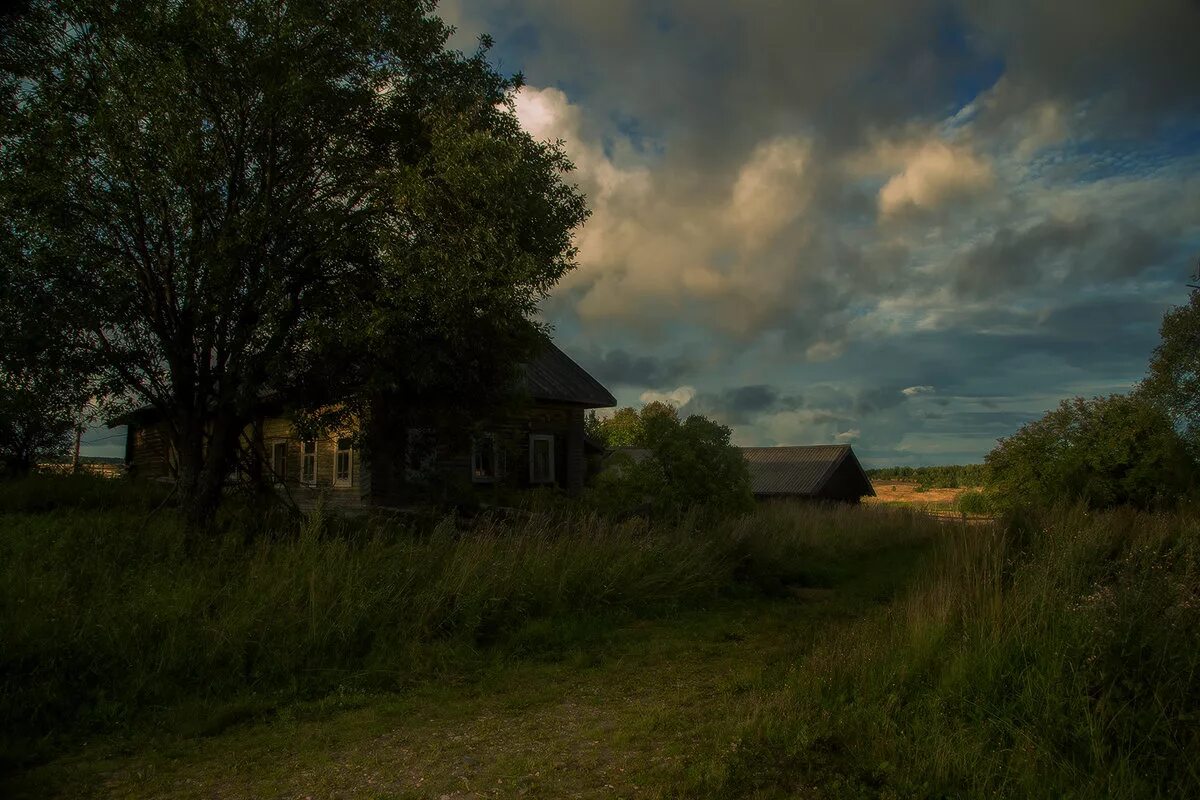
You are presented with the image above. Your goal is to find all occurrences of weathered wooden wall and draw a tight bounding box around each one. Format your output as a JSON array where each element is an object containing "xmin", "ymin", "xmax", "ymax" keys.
[{"xmin": 120, "ymin": 399, "xmax": 591, "ymax": 511}]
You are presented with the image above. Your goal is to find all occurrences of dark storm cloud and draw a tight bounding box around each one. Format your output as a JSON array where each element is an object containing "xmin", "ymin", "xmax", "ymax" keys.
[
  {"xmin": 951, "ymin": 216, "xmax": 1176, "ymax": 300},
  {"xmin": 576, "ymin": 347, "xmax": 695, "ymax": 387},
  {"xmin": 964, "ymin": 0, "xmax": 1200, "ymax": 131}
]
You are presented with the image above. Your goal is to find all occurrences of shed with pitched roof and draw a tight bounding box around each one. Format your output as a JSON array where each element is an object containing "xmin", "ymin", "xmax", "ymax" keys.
[{"xmin": 739, "ymin": 444, "xmax": 875, "ymax": 502}]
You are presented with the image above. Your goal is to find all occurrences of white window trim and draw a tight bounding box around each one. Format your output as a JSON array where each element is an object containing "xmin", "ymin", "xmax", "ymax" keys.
[
  {"xmin": 333, "ymin": 437, "xmax": 354, "ymax": 488},
  {"xmin": 301, "ymin": 439, "xmax": 317, "ymax": 486},
  {"xmin": 529, "ymin": 434, "xmax": 555, "ymax": 484},
  {"xmin": 471, "ymin": 433, "xmax": 499, "ymax": 484}
]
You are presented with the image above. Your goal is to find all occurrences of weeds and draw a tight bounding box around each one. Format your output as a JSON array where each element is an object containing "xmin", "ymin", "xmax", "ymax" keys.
[{"xmin": 0, "ymin": 478, "xmax": 937, "ymax": 771}]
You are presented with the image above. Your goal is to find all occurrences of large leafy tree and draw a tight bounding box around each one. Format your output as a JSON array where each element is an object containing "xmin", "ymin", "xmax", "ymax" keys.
[
  {"xmin": 1, "ymin": 1, "xmax": 586, "ymax": 524},
  {"xmin": 0, "ymin": 192, "xmax": 107, "ymax": 475},
  {"xmin": 1139, "ymin": 290, "xmax": 1200, "ymax": 456},
  {"xmin": 985, "ymin": 394, "xmax": 1194, "ymax": 511}
]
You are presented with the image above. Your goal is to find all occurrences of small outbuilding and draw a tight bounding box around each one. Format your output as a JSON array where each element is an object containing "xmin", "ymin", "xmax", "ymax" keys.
[{"xmin": 739, "ymin": 444, "xmax": 875, "ymax": 503}]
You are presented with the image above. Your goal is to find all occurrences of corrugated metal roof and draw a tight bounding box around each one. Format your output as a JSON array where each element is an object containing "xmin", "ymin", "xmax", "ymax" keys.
[
  {"xmin": 523, "ymin": 341, "xmax": 617, "ymax": 408},
  {"xmin": 740, "ymin": 444, "xmax": 873, "ymax": 496}
]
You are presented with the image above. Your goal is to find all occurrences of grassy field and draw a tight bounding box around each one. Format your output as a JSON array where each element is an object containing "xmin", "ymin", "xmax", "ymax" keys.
[
  {"xmin": 864, "ymin": 480, "xmax": 973, "ymax": 510},
  {"xmin": 3, "ymin": 477, "xmax": 1198, "ymax": 798}
]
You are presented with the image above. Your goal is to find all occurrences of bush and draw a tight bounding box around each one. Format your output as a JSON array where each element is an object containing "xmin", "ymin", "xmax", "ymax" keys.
[
  {"xmin": 955, "ymin": 489, "xmax": 993, "ymax": 514},
  {"xmin": 0, "ymin": 473, "xmax": 173, "ymax": 513},
  {"xmin": 588, "ymin": 409, "xmax": 754, "ymax": 518},
  {"xmin": 985, "ymin": 394, "xmax": 1195, "ymax": 511}
]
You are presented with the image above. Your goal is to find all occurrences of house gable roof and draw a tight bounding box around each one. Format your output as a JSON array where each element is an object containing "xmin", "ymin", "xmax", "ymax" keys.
[
  {"xmin": 522, "ymin": 340, "xmax": 616, "ymax": 408},
  {"xmin": 739, "ymin": 444, "xmax": 876, "ymax": 497}
]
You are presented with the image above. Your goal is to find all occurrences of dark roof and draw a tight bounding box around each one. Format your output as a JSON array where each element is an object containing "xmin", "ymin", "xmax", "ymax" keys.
[
  {"xmin": 109, "ymin": 340, "xmax": 615, "ymax": 426},
  {"xmin": 739, "ymin": 445, "xmax": 875, "ymax": 497},
  {"xmin": 523, "ymin": 341, "xmax": 616, "ymax": 408}
]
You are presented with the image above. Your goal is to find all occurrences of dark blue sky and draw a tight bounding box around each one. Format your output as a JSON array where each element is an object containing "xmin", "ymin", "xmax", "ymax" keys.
[{"xmin": 84, "ymin": 0, "xmax": 1200, "ymax": 465}]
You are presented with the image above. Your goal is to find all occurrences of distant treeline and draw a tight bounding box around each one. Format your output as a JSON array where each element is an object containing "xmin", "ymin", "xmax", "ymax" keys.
[{"xmin": 867, "ymin": 464, "xmax": 986, "ymax": 488}]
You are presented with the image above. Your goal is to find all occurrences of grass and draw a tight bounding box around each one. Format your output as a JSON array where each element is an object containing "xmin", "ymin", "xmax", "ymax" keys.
[
  {"xmin": 686, "ymin": 506, "xmax": 1200, "ymax": 798},
  {"xmin": 0, "ymin": 478, "xmax": 936, "ymax": 776},
  {"xmin": 4, "ymin": 476, "xmax": 1198, "ymax": 798}
]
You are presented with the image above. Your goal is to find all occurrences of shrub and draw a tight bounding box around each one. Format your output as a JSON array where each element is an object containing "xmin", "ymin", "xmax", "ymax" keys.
[
  {"xmin": 587, "ymin": 408, "xmax": 754, "ymax": 518},
  {"xmin": 985, "ymin": 394, "xmax": 1195, "ymax": 511},
  {"xmin": 955, "ymin": 489, "xmax": 992, "ymax": 514}
]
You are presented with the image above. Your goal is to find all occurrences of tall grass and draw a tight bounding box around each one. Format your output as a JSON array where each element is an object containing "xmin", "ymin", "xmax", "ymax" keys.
[
  {"xmin": 699, "ymin": 506, "xmax": 1200, "ymax": 799},
  {"xmin": 0, "ymin": 480, "xmax": 940, "ymax": 766}
]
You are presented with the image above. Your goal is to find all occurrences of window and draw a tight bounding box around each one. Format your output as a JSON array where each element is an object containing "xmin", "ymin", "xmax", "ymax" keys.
[
  {"xmin": 529, "ymin": 434, "xmax": 555, "ymax": 484},
  {"xmin": 301, "ymin": 440, "xmax": 316, "ymax": 485},
  {"xmin": 472, "ymin": 433, "xmax": 500, "ymax": 483},
  {"xmin": 271, "ymin": 442, "xmax": 287, "ymax": 484},
  {"xmin": 406, "ymin": 428, "xmax": 437, "ymax": 480},
  {"xmin": 334, "ymin": 437, "xmax": 353, "ymax": 487}
]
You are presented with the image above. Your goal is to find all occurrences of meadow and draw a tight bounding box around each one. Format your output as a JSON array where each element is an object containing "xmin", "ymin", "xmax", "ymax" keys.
[{"xmin": 2, "ymin": 476, "xmax": 1197, "ymax": 798}]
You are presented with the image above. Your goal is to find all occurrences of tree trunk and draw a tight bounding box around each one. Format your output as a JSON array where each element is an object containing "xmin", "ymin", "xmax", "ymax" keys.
[{"xmin": 172, "ymin": 412, "xmax": 242, "ymax": 530}]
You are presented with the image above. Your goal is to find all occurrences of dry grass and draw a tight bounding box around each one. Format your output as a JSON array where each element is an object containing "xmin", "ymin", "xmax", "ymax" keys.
[{"xmin": 866, "ymin": 480, "xmax": 977, "ymax": 509}]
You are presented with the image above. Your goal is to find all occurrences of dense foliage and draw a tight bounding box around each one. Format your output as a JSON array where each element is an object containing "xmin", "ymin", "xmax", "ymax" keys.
[
  {"xmin": 866, "ymin": 463, "xmax": 986, "ymax": 488},
  {"xmin": 1, "ymin": 0, "xmax": 587, "ymax": 524},
  {"xmin": 984, "ymin": 394, "xmax": 1194, "ymax": 510},
  {"xmin": 0, "ymin": 252, "xmax": 103, "ymax": 475},
  {"xmin": 587, "ymin": 403, "xmax": 754, "ymax": 517},
  {"xmin": 1140, "ymin": 289, "xmax": 1200, "ymax": 457}
]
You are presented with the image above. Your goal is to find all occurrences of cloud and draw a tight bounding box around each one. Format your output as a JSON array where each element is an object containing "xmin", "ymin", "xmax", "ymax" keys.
[
  {"xmin": 902, "ymin": 385, "xmax": 935, "ymax": 396},
  {"xmin": 834, "ymin": 428, "xmax": 861, "ymax": 442},
  {"xmin": 451, "ymin": 0, "xmax": 1200, "ymax": 467},
  {"xmin": 576, "ymin": 348, "xmax": 695, "ymax": 387},
  {"xmin": 639, "ymin": 385, "xmax": 696, "ymax": 408},
  {"xmin": 877, "ymin": 140, "xmax": 994, "ymax": 217}
]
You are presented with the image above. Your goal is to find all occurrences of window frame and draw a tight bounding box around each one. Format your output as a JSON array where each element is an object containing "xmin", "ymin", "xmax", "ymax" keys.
[
  {"xmin": 528, "ymin": 434, "xmax": 556, "ymax": 484},
  {"xmin": 301, "ymin": 439, "xmax": 317, "ymax": 485},
  {"xmin": 471, "ymin": 433, "xmax": 500, "ymax": 483},
  {"xmin": 333, "ymin": 437, "xmax": 353, "ymax": 488}
]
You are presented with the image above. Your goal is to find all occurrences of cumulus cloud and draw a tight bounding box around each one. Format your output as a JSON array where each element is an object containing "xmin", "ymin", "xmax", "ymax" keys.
[
  {"xmin": 639, "ymin": 386, "xmax": 696, "ymax": 408},
  {"xmin": 835, "ymin": 429, "xmax": 861, "ymax": 442},
  {"xmin": 877, "ymin": 140, "xmax": 994, "ymax": 217},
  {"xmin": 902, "ymin": 385, "xmax": 935, "ymax": 396}
]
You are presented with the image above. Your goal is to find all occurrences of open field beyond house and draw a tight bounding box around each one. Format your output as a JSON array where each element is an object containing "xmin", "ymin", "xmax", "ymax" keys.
[
  {"xmin": 3, "ymin": 477, "xmax": 1199, "ymax": 799},
  {"xmin": 865, "ymin": 481, "xmax": 976, "ymax": 510}
]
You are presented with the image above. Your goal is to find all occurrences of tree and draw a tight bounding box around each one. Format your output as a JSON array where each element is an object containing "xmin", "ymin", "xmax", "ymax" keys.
[
  {"xmin": 1, "ymin": 1, "xmax": 586, "ymax": 525},
  {"xmin": 590, "ymin": 403, "xmax": 753, "ymax": 517},
  {"xmin": 1139, "ymin": 290, "xmax": 1200, "ymax": 456},
  {"xmin": 985, "ymin": 394, "xmax": 1194, "ymax": 511},
  {"xmin": 0, "ymin": 206, "xmax": 106, "ymax": 476},
  {"xmin": 587, "ymin": 401, "xmax": 678, "ymax": 449}
]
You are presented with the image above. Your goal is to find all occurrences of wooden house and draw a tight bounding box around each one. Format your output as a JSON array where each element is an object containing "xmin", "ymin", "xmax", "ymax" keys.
[{"xmin": 113, "ymin": 341, "xmax": 616, "ymax": 511}]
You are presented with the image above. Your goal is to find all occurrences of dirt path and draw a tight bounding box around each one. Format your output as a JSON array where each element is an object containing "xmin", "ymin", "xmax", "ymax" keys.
[{"xmin": 15, "ymin": 551, "xmax": 918, "ymax": 799}]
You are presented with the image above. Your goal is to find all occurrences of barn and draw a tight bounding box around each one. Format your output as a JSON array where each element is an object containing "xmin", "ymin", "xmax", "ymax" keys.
[{"xmin": 739, "ymin": 445, "xmax": 875, "ymax": 503}]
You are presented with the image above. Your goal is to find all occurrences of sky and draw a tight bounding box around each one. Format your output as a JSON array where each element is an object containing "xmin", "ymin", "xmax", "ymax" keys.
[{"xmin": 82, "ymin": 0, "xmax": 1200, "ymax": 465}]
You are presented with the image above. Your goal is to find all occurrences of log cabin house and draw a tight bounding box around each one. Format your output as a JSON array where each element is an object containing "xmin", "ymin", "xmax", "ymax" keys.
[{"xmin": 112, "ymin": 341, "xmax": 616, "ymax": 511}]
